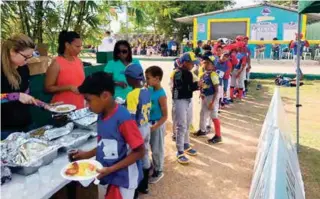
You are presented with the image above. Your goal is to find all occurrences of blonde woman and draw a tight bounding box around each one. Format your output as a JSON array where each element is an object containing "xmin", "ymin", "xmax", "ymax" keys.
[{"xmin": 1, "ymin": 34, "xmax": 44, "ymax": 139}]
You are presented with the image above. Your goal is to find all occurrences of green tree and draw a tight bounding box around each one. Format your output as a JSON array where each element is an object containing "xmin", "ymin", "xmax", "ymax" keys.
[
  {"xmin": 1, "ymin": 0, "xmax": 117, "ymax": 55},
  {"xmin": 126, "ymin": 1, "xmax": 234, "ymax": 41}
]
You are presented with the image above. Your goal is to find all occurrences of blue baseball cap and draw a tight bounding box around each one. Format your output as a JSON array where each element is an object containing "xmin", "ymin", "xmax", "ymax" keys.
[
  {"xmin": 125, "ymin": 63, "xmax": 144, "ymax": 80},
  {"xmin": 201, "ymin": 55, "xmax": 216, "ymax": 65},
  {"xmin": 179, "ymin": 52, "xmax": 200, "ymax": 65}
]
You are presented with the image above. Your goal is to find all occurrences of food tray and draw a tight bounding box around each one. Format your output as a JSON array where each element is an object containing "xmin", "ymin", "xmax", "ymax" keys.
[
  {"xmin": 54, "ymin": 130, "xmax": 91, "ymax": 152},
  {"xmin": 73, "ymin": 115, "xmax": 98, "ymax": 130},
  {"xmin": 11, "ymin": 146, "xmax": 59, "ymax": 176},
  {"xmin": 68, "ymin": 108, "xmax": 93, "ymax": 120}
]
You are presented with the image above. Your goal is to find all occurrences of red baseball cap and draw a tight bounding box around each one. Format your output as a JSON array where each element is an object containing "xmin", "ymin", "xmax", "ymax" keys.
[
  {"xmin": 295, "ymin": 33, "xmax": 303, "ymax": 39},
  {"xmin": 235, "ymin": 35, "xmax": 244, "ymax": 42}
]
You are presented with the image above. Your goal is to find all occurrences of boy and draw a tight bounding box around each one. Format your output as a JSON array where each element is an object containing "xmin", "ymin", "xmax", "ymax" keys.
[
  {"xmin": 124, "ymin": 63, "xmax": 151, "ymax": 196},
  {"xmin": 230, "ymin": 42, "xmax": 247, "ymax": 101},
  {"xmin": 214, "ymin": 52, "xmax": 231, "ymax": 108},
  {"xmin": 194, "ymin": 40, "xmax": 203, "ymax": 57},
  {"xmin": 171, "ymin": 59, "xmax": 197, "ymax": 140},
  {"xmin": 172, "ymin": 52, "xmax": 199, "ymax": 164},
  {"xmin": 145, "ymin": 66, "xmax": 168, "ymax": 183},
  {"xmin": 75, "ymin": 72, "xmax": 145, "ymax": 199},
  {"xmin": 195, "ymin": 55, "xmax": 222, "ymax": 144},
  {"xmin": 290, "ymin": 33, "xmax": 310, "ymax": 65},
  {"xmin": 243, "ymin": 36, "xmax": 251, "ymax": 95}
]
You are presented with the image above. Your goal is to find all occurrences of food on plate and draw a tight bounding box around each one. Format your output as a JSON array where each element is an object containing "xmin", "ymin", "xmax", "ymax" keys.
[
  {"xmin": 65, "ymin": 162, "xmax": 79, "ymax": 176},
  {"xmin": 56, "ymin": 107, "xmax": 70, "ymax": 112},
  {"xmin": 65, "ymin": 162, "xmax": 97, "ymax": 177},
  {"xmin": 30, "ymin": 128, "xmax": 46, "ymax": 138}
]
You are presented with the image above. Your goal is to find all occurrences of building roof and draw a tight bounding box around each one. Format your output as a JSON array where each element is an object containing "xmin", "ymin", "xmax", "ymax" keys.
[{"xmin": 175, "ymin": 2, "xmax": 320, "ymax": 24}]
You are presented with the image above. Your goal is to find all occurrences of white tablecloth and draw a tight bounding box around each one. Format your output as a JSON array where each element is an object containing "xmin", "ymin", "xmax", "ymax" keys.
[{"xmin": 1, "ymin": 134, "xmax": 97, "ymax": 199}]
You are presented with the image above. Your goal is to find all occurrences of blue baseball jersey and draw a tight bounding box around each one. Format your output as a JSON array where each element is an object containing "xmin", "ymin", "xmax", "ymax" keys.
[
  {"xmin": 200, "ymin": 71, "xmax": 219, "ymax": 96},
  {"xmin": 96, "ymin": 104, "xmax": 143, "ymax": 188},
  {"xmin": 234, "ymin": 53, "xmax": 247, "ymax": 70},
  {"xmin": 214, "ymin": 60, "xmax": 229, "ymax": 86},
  {"xmin": 293, "ymin": 41, "xmax": 307, "ymax": 55},
  {"xmin": 126, "ymin": 88, "xmax": 151, "ymax": 126}
]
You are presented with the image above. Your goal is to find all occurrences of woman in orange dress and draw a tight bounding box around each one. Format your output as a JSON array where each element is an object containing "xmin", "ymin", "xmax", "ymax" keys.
[{"xmin": 45, "ymin": 31, "xmax": 85, "ymax": 109}]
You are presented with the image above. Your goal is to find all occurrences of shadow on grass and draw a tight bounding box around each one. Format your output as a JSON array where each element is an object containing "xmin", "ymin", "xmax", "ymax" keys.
[{"xmin": 299, "ymin": 145, "xmax": 320, "ymax": 199}]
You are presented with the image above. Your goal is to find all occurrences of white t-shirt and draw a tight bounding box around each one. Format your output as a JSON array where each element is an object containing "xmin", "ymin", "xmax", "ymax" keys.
[{"xmin": 98, "ymin": 36, "xmax": 116, "ymax": 52}]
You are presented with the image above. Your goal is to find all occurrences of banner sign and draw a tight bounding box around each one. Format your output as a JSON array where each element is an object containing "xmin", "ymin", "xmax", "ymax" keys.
[
  {"xmin": 251, "ymin": 23, "xmax": 278, "ymax": 40},
  {"xmin": 198, "ymin": 23, "xmax": 205, "ymax": 33},
  {"xmin": 249, "ymin": 88, "xmax": 305, "ymax": 199}
]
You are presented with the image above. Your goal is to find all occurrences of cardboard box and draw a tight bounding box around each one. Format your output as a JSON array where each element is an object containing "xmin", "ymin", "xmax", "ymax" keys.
[
  {"xmin": 28, "ymin": 56, "xmax": 50, "ymax": 75},
  {"xmin": 37, "ymin": 43, "xmax": 48, "ymax": 56}
]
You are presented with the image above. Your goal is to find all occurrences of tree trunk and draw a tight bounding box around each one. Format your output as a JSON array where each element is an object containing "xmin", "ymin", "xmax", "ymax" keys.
[
  {"xmin": 35, "ymin": 1, "xmax": 44, "ymax": 43},
  {"xmin": 74, "ymin": 1, "xmax": 87, "ymax": 35},
  {"xmin": 18, "ymin": 2, "xmax": 26, "ymax": 34},
  {"xmin": 63, "ymin": 1, "xmax": 75, "ymax": 31}
]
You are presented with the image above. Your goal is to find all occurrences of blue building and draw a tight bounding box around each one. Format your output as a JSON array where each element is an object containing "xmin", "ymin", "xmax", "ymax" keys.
[{"xmin": 175, "ymin": 2, "xmax": 320, "ymax": 59}]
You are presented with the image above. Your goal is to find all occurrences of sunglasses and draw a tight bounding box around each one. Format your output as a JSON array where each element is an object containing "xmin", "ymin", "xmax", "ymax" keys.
[
  {"xmin": 18, "ymin": 52, "xmax": 33, "ymax": 61},
  {"xmin": 118, "ymin": 49, "xmax": 128, "ymax": 54}
]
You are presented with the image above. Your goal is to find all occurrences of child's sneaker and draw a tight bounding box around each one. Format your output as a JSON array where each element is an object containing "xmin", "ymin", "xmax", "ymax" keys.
[
  {"xmin": 193, "ymin": 130, "xmax": 207, "ymax": 137},
  {"xmin": 223, "ymin": 98, "xmax": 230, "ymax": 105},
  {"xmin": 149, "ymin": 170, "xmax": 164, "ymax": 184},
  {"xmin": 176, "ymin": 153, "xmax": 189, "ymax": 165},
  {"xmin": 184, "ymin": 147, "xmax": 197, "ymax": 156},
  {"xmin": 206, "ymin": 125, "xmax": 212, "ymax": 133},
  {"xmin": 208, "ymin": 136, "xmax": 222, "ymax": 144}
]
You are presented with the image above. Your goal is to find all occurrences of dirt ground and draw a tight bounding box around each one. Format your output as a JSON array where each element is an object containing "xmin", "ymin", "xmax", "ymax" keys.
[
  {"xmin": 136, "ymin": 62, "xmax": 272, "ymax": 199},
  {"xmin": 97, "ymin": 61, "xmax": 319, "ymax": 199}
]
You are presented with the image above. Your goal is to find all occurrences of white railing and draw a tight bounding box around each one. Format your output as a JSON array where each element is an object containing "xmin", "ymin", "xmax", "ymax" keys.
[{"xmin": 249, "ymin": 87, "xmax": 305, "ymax": 199}]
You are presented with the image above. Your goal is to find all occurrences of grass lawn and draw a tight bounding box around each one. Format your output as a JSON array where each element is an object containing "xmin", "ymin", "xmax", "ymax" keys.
[{"xmin": 250, "ymin": 79, "xmax": 320, "ymax": 199}]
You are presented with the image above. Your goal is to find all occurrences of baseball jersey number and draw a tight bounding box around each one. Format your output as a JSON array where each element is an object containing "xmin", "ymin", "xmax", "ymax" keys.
[
  {"xmin": 216, "ymin": 70, "xmax": 225, "ymax": 78},
  {"xmin": 140, "ymin": 103, "xmax": 151, "ymax": 125}
]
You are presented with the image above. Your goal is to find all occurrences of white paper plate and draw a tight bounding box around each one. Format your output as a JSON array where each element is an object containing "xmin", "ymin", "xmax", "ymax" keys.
[
  {"xmin": 60, "ymin": 159, "xmax": 103, "ymax": 182},
  {"xmin": 50, "ymin": 104, "xmax": 76, "ymax": 114}
]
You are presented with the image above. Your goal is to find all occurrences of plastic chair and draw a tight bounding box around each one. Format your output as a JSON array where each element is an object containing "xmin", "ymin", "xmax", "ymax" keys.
[
  {"xmin": 303, "ymin": 47, "xmax": 312, "ymax": 60},
  {"xmin": 254, "ymin": 48, "xmax": 265, "ymax": 60},
  {"xmin": 314, "ymin": 49, "xmax": 320, "ymax": 60}
]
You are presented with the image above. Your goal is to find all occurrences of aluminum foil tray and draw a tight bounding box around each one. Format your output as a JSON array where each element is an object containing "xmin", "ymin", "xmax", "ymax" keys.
[
  {"xmin": 73, "ymin": 114, "xmax": 98, "ymax": 130},
  {"xmin": 53, "ymin": 130, "xmax": 91, "ymax": 151},
  {"xmin": 68, "ymin": 108, "xmax": 93, "ymax": 120},
  {"xmin": 1, "ymin": 133, "xmax": 60, "ymax": 176}
]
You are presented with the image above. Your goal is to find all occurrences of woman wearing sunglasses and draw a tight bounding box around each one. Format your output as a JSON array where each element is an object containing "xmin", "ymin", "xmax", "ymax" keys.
[
  {"xmin": 45, "ymin": 31, "xmax": 85, "ymax": 109},
  {"xmin": 1, "ymin": 34, "xmax": 48, "ymax": 140},
  {"xmin": 104, "ymin": 40, "xmax": 141, "ymax": 100}
]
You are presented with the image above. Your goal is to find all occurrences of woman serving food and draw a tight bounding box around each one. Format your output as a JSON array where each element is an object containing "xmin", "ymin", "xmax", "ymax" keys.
[{"xmin": 1, "ymin": 34, "xmax": 50, "ymax": 140}]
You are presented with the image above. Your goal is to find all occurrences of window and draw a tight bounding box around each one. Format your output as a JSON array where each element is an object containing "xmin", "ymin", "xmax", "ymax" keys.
[{"xmin": 209, "ymin": 21, "xmax": 247, "ymax": 40}]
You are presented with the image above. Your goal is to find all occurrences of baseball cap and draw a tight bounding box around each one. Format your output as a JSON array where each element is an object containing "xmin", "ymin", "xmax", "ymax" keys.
[
  {"xmin": 235, "ymin": 35, "xmax": 244, "ymax": 42},
  {"xmin": 201, "ymin": 55, "xmax": 216, "ymax": 65},
  {"xmin": 124, "ymin": 63, "xmax": 144, "ymax": 80},
  {"xmin": 197, "ymin": 40, "xmax": 203, "ymax": 44},
  {"xmin": 295, "ymin": 33, "xmax": 303, "ymax": 39},
  {"xmin": 179, "ymin": 52, "xmax": 200, "ymax": 65}
]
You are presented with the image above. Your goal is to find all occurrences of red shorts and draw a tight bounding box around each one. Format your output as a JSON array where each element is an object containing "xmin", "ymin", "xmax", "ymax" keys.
[{"xmin": 105, "ymin": 185, "xmax": 135, "ymax": 199}]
